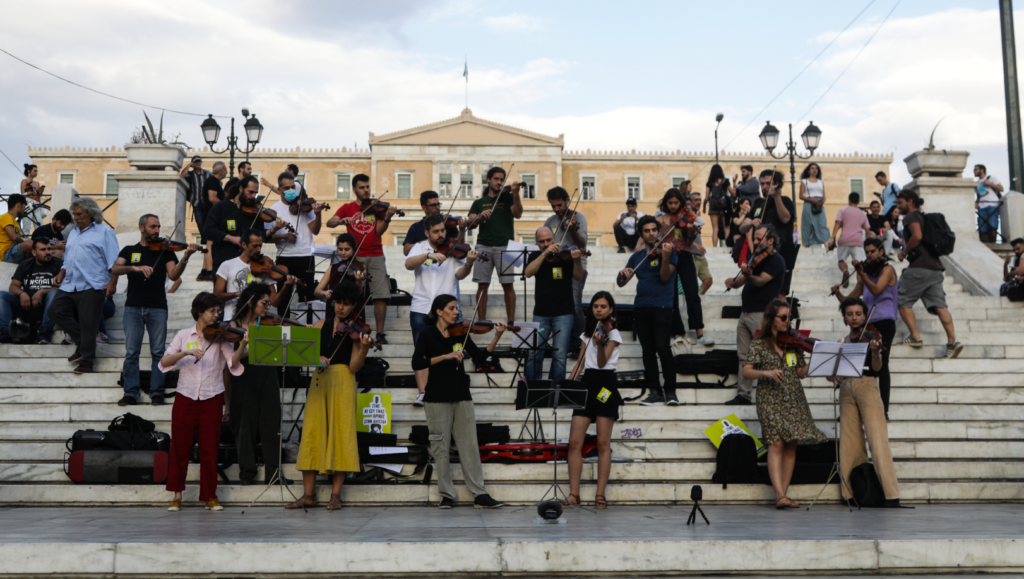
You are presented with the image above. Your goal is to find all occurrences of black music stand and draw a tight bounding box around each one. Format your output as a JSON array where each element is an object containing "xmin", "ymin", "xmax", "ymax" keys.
[
  {"xmin": 498, "ymin": 246, "xmax": 531, "ymax": 324},
  {"xmin": 513, "ymin": 325, "xmax": 559, "ymax": 441},
  {"xmin": 520, "ymin": 379, "xmax": 590, "ymax": 510}
]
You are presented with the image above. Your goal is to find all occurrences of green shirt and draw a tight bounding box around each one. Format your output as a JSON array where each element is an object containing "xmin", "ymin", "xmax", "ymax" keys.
[{"xmin": 469, "ymin": 193, "xmax": 515, "ymax": 247}]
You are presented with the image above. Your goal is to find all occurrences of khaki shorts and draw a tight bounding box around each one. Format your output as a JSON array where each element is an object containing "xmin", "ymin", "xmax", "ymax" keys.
[
  {"xmin": 472, "ymin": 244, "xmax": 516, "ymax": 285},
  {"xmin": 356, "ymin": 255, "xmax": 390, "ymax": 301},
  {"xmin": 837, "ymin": 245, "xmax": 866, "ymax": 263},
  {"xmin": 693, "ymin": 253, "xmax": 712, "ymax": 282}
]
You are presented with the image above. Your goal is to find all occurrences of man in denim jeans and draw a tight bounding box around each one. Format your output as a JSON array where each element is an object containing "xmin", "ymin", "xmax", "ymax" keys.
[
  {"xmin": 110, "ymin": 214, "xmax": 199, "ymax": 405},
  {"xmin": 523, "ymin": 227, "xmax": 583, "ymax": 382}
]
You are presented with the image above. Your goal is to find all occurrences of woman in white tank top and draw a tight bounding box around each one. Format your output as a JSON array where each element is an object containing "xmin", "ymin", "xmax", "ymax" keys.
[{"xmin": 799, "ymin": 163, "xmax": 830, "ymax": 247}]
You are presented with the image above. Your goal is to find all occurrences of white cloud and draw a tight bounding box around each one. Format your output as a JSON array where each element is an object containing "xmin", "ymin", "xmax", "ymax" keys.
[{"xmin": 483, "ymin": 13, "xmax": 544, "ymax": 32}]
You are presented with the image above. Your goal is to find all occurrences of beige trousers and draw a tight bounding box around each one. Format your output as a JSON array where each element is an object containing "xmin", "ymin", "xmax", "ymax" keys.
[
  {"xmin": 424, "ymin": 400, "xmax": 488, "ymax": 500},
  {"xmin": 839, "ymin": 377, "xmax": 900, "ymax": 500},
  {"xmin": 735, "ymin": 311, "xmax": 764, "ymax": 400}
]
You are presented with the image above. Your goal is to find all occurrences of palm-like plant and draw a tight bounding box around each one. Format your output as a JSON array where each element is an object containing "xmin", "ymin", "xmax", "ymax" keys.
[{"xmin": 130, "ymin": 111, "xmax": 189, "ymax": 148}]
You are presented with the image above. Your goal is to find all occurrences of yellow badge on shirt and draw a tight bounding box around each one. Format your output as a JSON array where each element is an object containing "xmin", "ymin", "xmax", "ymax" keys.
[
  {"xmin": 186, "ymin": 342, "xmax": 199, "ymax": 351},
  {"xmin": 130, "ymin": 253, "xmax": 141, "ymax": 263},
  {"xmin": 785, "ymin": 352, "xmax": 798, "ymax": 368},
  {"xmin": 227, "ymin": 219, "xmax": 237, "ymax": 231},
  {"xmin": 754, "ymin": 206, "xmax": 763, "ymax": 218},
  {"xmin": 552, "ymin": 267, "xmax": 563, "ymax": 280},
  {"xmin": 650, "ymin": 259, "xmax": 660, "ymax": 267},
  {"xmin": 674, "ymin": 229, "xmax": 683, "ymax": 239},
  {"xmin": 367, "ymin": 215, "xmax": 376, "ymax": 223},
  {"xmin": 596, "ymin": 387, "xmax": 611, "ymax": 403},
  {"xmin": 424, "ymin": 258, "xmax": 434, "ymax": 267},
  {"xmin": 246, "ymin": 274, "xmax": 256, "ymax": 284},
  {"xmin": 452, "ymin": 343, "xmax": 463, "ymax": 353}
]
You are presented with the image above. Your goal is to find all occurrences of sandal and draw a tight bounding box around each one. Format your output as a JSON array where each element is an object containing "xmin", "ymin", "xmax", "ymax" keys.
[
  {"xmin": 775, "ymin": 496, "xmax": 794, "ymax": 509},
  {"xmin": 285, "ymin": 494, "xmax": 318, "ymax": 510},
  {"xmin": 326, "ymin": 494, "xmax": 342, "ymax": 511},
  {"xmin": 595, "ymin": 494, "xmax": 608, "ymax": 509},
  {"xmin": 560, "ymin": 493, "xmax": 580, "ymax": 508}
]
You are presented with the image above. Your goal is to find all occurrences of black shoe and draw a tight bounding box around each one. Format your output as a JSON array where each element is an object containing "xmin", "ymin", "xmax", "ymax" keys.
[
  {"xmin": 665, "ymin": 391, "xmax": 682, "ymax": 406},
  {"xmin": 239, "ymin": 478, "xmax": 256, "ymax": 486},
  {"xmin": 68, "ymin": 347, "xmax": 82, "ymax": 363},
  {"xmin": 438, "ymin": 496, "xmax": 455, "ymax": 509},
  {"xmin": 74, "ymin": 362, "xmax": 94, "ymax": 374},
  {"xmin": 150, "ymin": 395, "xmax": 165, "ymax": 406},
  {"xmin": 724, "ymin": 394, "xmax": 752, "ymax": 406},
  {"xmin": 639, "ymin": 392, "xmax": 665, "ymax": 406},
  {"xmin": 376, "ymin": 332, "xmax": 388, "ymax": 345},
  {"xmin": 264, "ymin": 469, "xmax": 293, "ymax": 485},
  {"xmin": 883, "ymin": 498, "xmax": 901, "ymax": 508},
  {"xmin": 474, "ymin": 494, "xmax": 505, "ymax": 509},
  {"xmin": 117, "ymin": 395, "xmax": 137, "ymax": 406},
  {"xmin": 617, "ymin": 247, "xmax": 626, "ymax": 254}
]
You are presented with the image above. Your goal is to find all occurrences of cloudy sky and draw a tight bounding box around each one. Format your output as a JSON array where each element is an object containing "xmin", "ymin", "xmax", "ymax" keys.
[{"xmin": 0, "ymin": 0, "xmax": 1016, "ymax": 193}]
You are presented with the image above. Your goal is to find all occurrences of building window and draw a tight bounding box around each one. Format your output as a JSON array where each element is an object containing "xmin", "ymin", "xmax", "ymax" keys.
[
  {"xmin": 58, "ymin": 172, "xmax": 75, "ymax": 186},
  {"xmin": 626, "ymin": 175, "xmax": 642, "ymax": 200},
  {"xmin": 392, "ymin": 231, "xmax": 407, "ymax": 245},
  {"xmin": 849, "ymin": 177, "xmax": 865, "ymax": 200},
  {"xmin": 520, "ymin": 174, "xmax": 537, "ymax": 199},
  {"xmin": 581, "ymin": 175, "xmax": 596, "ymax": 200},
  {"xmin": 520, "ymin": 234, "xmax": 536, "ymax": 246},
  {"xmin": 295, "ymin": 172, "xmax": 306, "ymax": 188},
  {"xmin": 335, "ymin": 173, "xmax": 352, "ymax": 199},
  {"xmin": 460, "ymin": 162, "xmax": 474, "ymax": 198},
  {"xmin": 671, "ymin": 174, "xmax": 690, "ymax": 189},
  {"xmin": 439, "ymin": 162, "xmax": 453, "ymax": 197},
  {"xmin": 104, "ymin": 173, "xmax": 119, "ymax": 197},
  {"xmin": 397, "ymin": 172, "xmax": 413, "ymax": 199}
]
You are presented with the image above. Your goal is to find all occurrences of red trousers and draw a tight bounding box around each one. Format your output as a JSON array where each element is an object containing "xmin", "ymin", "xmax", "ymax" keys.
[{"xmin": 166, "ymin": 393, "xmax": 223, "ymax": 501}]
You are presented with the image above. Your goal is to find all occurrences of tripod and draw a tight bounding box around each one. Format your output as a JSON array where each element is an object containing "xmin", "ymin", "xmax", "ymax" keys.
[{"xmin": 514, "ymin": 326, "xmax": 560, "ymax": 442}]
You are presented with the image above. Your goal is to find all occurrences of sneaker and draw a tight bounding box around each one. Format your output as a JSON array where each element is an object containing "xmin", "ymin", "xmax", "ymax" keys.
[
  {"xmin": 167, "ymin": 499, "xmax": 181, "ymax": 512},
  {"xmin": 617, "ymin": 247, "xmax": 626, "ymax": 254},
  {"xmin": 438, "ymin": 496, "xmax": 455, "ymax": 509},
  {"xmin": 900, "ymin": 335, "xmax": 924, "ymax": 347},
  {"xmin": 96, "ymin": 332, "xmax": 109, "ymax": 344},
  {"xmin": 376, "ymin": 332, "xmax": 388, "ymax": 345},
  {"xmin": 665, "ymin": 391, "xmax": 682, "ymax": 406},
  {"xmin": 204, "ymin": 499, "xmax": 224, "ymax": 511},
  {"xmin": 474, "ymin": 494, "xmax": 505, "ymax": 509},
  {"xmin": 150, "ymin": 395, "xmax": 165, "ymax": 406},
  {"xmin": 695, "ymin": 334, "xmax": 715, "ymax": 347},
  {"xmin": 73, "ymin": 361, "xmax": 94, "ymax": 374},
  {"xmin": 639, "ymin": 392, "xmax": 665, "ymax": 406},
  {"xmin": 37, "ymin": 332, "xmax": 52, "ymax": 345},
  {"xmin": 944, "ymin": 341, "xmax": 964, "ymax": 359},
  {"xmin": 413, "ymin": 392, "xmax": 425, "ymax": 407},
  {"xmin": 68, "ymin": 347, "xmax": 83, "ymax": 363},
  {"xmin": 118, "ymin": 395, "xmax": 137, "ymax": 406},
  {"xmin": 724, "ymin": 394, "xmax": 752, "ymax": 406}
]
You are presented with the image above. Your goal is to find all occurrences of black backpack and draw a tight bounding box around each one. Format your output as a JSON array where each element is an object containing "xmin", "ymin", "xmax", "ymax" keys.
[
  {"xmin": 849, "ymin": 462, "xmax": 886, "ymax": 507},
  {"xmin": 356, "ymin": 357, "xmax": 389, "ymax": 392},
  {"xmin": 919, "ymin": 212, "xmax": 956, "ymax": 257},
  {"xmin": 711, "ymin": 433, "xmax": 760, "ymax": 488}
]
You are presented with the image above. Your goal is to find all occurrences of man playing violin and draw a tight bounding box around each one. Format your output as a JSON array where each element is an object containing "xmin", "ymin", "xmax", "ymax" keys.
[
  {"xmin": 831, "ymin": 238, "xmax": 899, "ymax": 417},
  {"xmin": 835, "ymin": 297, "xmax": 901, "ymax": 507},
  {"xmin": 265, "ymin": 171, "xmax": 326, "ymax": 314},
  {"xmin": 327, "ymin": 173, "xmax": 397, "ymax": 345},
  {"xmin": 402, "ymin": 190, "xmax": 466, "ymax": 256},
  {"xmin": 467, "ymin": 166, "xmax": 524, "ymax": 325},
  {"xmin": 205, "ymin": 175, "xmax": 262, "ymax": 277},
  {"xmin": 110, "ymin": 214, "xmax": 200, "ymax": 406},
  {"xmin": 214, "ymin": 229, "xmax": 299, "ymax": 320},
  {"xmin": 523, "ymin": 226, "xmax": 583, "ymax": 385},
  {"xmin": 739, "ymin": 169, "xmax": 797, "ymax": 297},
  {"xmin": 724, "ymin": 224, "xmax": 787, "ymax": 406},
  {"xmin": 544, "ymin": 186, "xmax": 589, "ymax": 358}
]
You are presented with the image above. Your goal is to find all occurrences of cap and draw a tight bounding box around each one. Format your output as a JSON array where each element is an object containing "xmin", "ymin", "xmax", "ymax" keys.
[
  {"xmin": 191, "ymin": 155, "xmax": 202, "ymax": 162},
  {"xmin": 626, "ymin": 198, "xmax": 637, "ymax": 205}
]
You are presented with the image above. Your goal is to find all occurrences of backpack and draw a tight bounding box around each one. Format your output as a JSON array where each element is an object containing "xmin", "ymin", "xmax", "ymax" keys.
[
  {"xmin": 356, "ymin": 357, "xmax": 389, "ymax": 392},
  {"xmin": 711, "ymin": 433, "xmax": 760, "ymax": 488},
  {"xmin": 849, "ymin": 462, "xmax": 886, "ymax": 507},
  {"xmin": 919, "ymin": 212, "xmax": 956, "ymax": 257}
]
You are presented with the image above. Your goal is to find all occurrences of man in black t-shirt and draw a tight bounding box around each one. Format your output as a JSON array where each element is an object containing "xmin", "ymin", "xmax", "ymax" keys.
[
  {"xmin": 195, "ymin": 161, "xmax": 228, "ymax": 281},
  {"xmin": 110, "ymin": 214, "xmax": 199, "ymax": 405},
  {"xmin": 0, "ymin": 239, "xmax": 62, "ymax": 343},
  {"xmin": 523, "ymin": 227, "xmax": 583, "ymax": 383},
  {"xmin": 205, "ymin": 175, "xmax": 268, "ymax": 278},
  {"xmin": 402, "ymin": 190, "xmax": 464, "ymax": 256},
  {"xmin": 740, "ymin": 169, "xmax": 797, "ymax": 297},
  {"xmin": 724, "ymin": 224, "xmax": 786, "ymax": 405},
  {"xmin": 31, "ymin": 209, "xmax": 71, "ymax": 259}
]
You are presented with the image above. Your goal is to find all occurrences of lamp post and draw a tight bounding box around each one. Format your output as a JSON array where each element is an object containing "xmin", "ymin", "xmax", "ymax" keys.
[
  {"xmin": 714, "ymin": 112, "xmax": 724, "ymax": 166},
  {"xmin": 758, "ymin": 121, "xmax": 822, "ymax": 203},
  {"xmin": 200, "ymin": 109, "xmax": 264, "ymax": 178}
]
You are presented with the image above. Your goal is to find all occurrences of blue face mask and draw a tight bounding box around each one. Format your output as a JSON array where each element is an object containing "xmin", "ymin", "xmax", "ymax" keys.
[{"xmin": 283, "ymin": 189, "xmax": 298, "ymax": 202}]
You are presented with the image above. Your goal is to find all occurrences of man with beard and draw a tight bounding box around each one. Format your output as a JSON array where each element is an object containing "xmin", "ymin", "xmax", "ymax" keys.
[
  {"xmin": 110, "ymin": 214, "xmax": 200, "ymax": 405},
  {"xmin": 205, "ymin": 175, "xmax": 279, "ymax": 276},
  {"xmin": 214, "ymin": 228, "xmax": 298, "ymax": 321}
]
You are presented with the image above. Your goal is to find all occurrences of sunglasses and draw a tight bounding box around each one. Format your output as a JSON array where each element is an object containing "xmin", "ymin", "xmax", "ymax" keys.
[{"xmin": 776, "ymin": 314, "xmax": 789, "ymax": 322}]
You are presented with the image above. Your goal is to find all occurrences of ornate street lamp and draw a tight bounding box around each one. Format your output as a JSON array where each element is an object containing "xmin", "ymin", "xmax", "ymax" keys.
[
  {"xmin": 759, "ymin": 121, "xmax": 822, "ymax": 202},
  {"xmin": 200, "ymin": 109, "xmax": 263, "ymax": 178}
]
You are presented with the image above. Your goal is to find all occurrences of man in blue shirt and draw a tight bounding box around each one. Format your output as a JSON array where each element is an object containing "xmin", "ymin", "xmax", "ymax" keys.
[
  {"xmin": 874, "ymin": 171, "xmax": 901, "ymax": 218},
  {"xmin": 47, "ymin": 197, "xmax": 120, "ymax": 374},
  {"xmin": 617, "ymin": 216, "xmax": 678, "ymax": 406}
]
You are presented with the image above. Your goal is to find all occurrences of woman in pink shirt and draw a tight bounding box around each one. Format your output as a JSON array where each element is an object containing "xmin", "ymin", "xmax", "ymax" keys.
[{"xmin": 160, "ymin": 292, "xmax": 246, "ymax": 512}]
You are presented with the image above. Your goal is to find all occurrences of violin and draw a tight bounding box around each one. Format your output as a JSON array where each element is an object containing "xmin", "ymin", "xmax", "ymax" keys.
[
  {"xmin": 256, "ymin": 314, "xmax": 305, "ymax": 327},
  {"xmin": 249, "ymin": 254, "xmax": 307, "ymax": 287},
  {"xmin": 725, "ymin": 248, "xmax": 769, "ymax": 293},
  {"xmin": 442, "ymin": 214, "xmax": 464, "ymax": 230},
  {"xmin": 332, "ymin": 318, "xmax": 381, "ymax": 351},
  {"xmin": 201, "ymin": 322, "xmax": 246, "ymax": 343},
  {"xmin": 242, "ymin": 205, "xmax": 296, "ymax": 232},
  {"xmin": 361, "ymin": 198, "xmax": 405, "ymax": 218},
  {"xmin": 558, "ymin": 245, "xmax": 592, "ymax": 259},
  {"xmin": 289, "ymin": 191, "xmax": 330, "ymax": 215},
  {"xmin": 829, "ymin": 257, "xmax": 889, "ymax": 296},
  {"xmin": 594, "ymin": 316, "xmax": 616, "ymax": 346},
  {"xmin": 776, "ymin": 328, "xmax": 819, "ymax": 354},
  {"xmin": 334, "ymin": 260, "xmax": 369, "ymax": 281},
  {"xmin": 848, "ymin": 324, "xmax": 886, "ymax": 351},
  {"xmin": 447, "ymin": 320, "xmax": 518, "ymax": 337},
  {"xmin": 146, "ymin": 237, "xmax": 208, "ymax": 254},
  {"xmin": 438, "ymin": 242, "xmax": 488, "ymax": 262}
]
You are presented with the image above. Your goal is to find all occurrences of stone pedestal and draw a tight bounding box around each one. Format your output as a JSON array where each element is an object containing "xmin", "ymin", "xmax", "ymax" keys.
[
  {"xmin": 113, "ymin": 172, "xmax": 189, "ymax": 242},
  {"xmin": 1000, "ymin": 191, "xmax": 1024, "ymax": 242},
  {"xmin": 49, "ymin": 183, "xmax": 79, "ymax": 217}
]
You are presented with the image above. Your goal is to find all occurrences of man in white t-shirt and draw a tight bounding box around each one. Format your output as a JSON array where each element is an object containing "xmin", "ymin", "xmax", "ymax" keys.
[
  {"xmin": 974, "ymin": 164, "xmax": 1004, "ymax": 243},
  {"xmin": 214, "ymin": 229, "xmax": 298, "ymax": 320},
  {"xmin": 406, "ymin": 215, "xmax": 477, "ymax": 346},
  {"xmin": 613, "ymin": 198, "xmax": 644, "ymax": 253},
  {"xmin": 264, "ymin": 171, "xmax": 325, "ymax": 315}
]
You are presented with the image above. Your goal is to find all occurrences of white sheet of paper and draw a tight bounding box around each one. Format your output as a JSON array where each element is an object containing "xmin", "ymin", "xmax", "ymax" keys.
[
  {"xmin": 806, "ymin": 341, "xmax": 869, "ymax": 378},
  {"xmin": 502, "ymin": 240, "xmax": 528, "ymax": 268},
  {"xmin": 368, "ymin": 446, "xmax": 409, "ymax": 455},
  {"xmin": 366, "ymin": 463, "xmax": 405, "ymax": 474},
  {"xmin": 512, "ymin": 321, "xmax": 541, "ymax": 349}
]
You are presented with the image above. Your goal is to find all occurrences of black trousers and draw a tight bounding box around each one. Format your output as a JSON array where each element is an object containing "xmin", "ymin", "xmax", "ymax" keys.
[
  {"xmin": 673, "ymin": 252, "xmax": 704, "ymax": 331},
  {"xmin": 633, "ymin": 307, "xmax": 675, "ymax": 394},
  {"xmin": 47, "ymin": 288, "xmax": 104, "ymax": 364},
  {"xmin": 274, "ymin": 255, "xmax": 316, "ymax": 317},
  {"xmin": 229, "ymin": 362, "xmax": 282, "ymax": 482},
  {"xmin": 778, "ymin": 244, "xmax": 800, "ymax": 297},
  {"xmin": 872, "ymin": 318, "xmax": 896, "ymax": 413},
  {"xmin": 613, "ymin": 223, "xmax": 639, "ymax": 250}
]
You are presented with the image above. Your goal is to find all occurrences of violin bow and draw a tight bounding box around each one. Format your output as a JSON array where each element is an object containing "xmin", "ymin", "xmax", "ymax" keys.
[
  {"xmin": 622, "ymin": 215, "xmax": 689, "ymax": 282},
  {"xmin": 145, "ymin": 220, "xmax": 180, "ymax": 283},
  {"xmin": 247, "ymin": 185, "xmax": 274, "ymax": 231},
  {"xmin": 855, "ymin": 305, "xmax": 878, "ymax": 343},
  {"xmin": 554, "ymin": 187, "xmax": 581, "ymax": 246},
  {"xmin": 327, "ymin": 190, "xmax": 391, "ymax": 295},
  {"xmin": 326, "ymin": 292, "xmax": 376, "ymax": 362},
  {"xmin": 195, "ymin": 295, "xmax": 254, "ymax": 364}
]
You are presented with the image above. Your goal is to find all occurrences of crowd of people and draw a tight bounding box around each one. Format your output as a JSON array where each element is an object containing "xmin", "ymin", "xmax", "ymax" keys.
[{"xmin": 3, "ymin": 154, "xmax": 1001, "ymax": 513}]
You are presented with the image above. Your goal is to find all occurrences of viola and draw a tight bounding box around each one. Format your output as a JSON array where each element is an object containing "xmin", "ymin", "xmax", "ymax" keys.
[
  {"xmin": 146, "ymin": 237, "xmax": 208, "ymax": 254},
  {"xmin": 438, "ymin": 242, "xmax": 488, "ymax": 262},
  {"xmin": 249, "ymin": 254, "xmax": 307, "ymax": 287},
  {"xmin": 257, "ymin": 314, "xmax": 305, "ymax": 327},
  {"xmin": 448, "ymin": 320, "xmax": 519, "ymax": 337},
  {"xmin": 776, "ymin": 328, "xmax": 819, "ymax": 354},
  {"xmin": 360, "ymin": 198, "xmax": 405, "ymax": 218},
  {"xmin": 201, "ymin": 322, "xmax": 246, "ymax": 343},
  {"xmin": 242, "ymin": 205, "xmax": 296, "ymax": 232}
]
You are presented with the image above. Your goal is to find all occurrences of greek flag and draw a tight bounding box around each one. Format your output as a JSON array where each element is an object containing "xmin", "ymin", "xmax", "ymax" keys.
[{"xmin": 463, "ymin": 60, "xmax": 468, "ymax": 79}]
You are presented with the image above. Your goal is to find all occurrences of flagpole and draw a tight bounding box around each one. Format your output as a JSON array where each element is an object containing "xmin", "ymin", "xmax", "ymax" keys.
[{"xmin": 464, "ymin": 56, "xmax": 468, "ymax": 109}]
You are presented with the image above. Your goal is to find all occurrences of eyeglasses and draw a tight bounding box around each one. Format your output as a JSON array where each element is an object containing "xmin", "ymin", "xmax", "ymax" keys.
[
  {"xmin": 776, "ymin": 314, "xmax": 789, "ymax": 322},
  {"xmin": 258, "ymin": 300, "xmax": 272, "ymax": 307},
  {"xmin": 425, "ymin": 203, "xmax": 441, "ymax": 208}
]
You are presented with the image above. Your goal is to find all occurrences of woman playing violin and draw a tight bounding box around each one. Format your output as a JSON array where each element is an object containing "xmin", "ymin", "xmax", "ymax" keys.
[
  {"xmin": 741, "ymin": 299, "xmax": 827, "ymax": 509},
  {"xmin": 835, "ymin": 298, "xmax": 901, "ymax": 507},
  {"xmin": 213, "ymin": 228, "xmax": 299, "ymax": 320},
  {"xmin": 656, "ymin": 187, "xmax": 712, "ymax": 347},
  {"xmin": 410, "ymin": 294, "xmax": 506, "ymax": 509},
  {"xmin": 831, "ymin": 237, "xmax": 898, "ymax": 416},
  {"xmin": 289, "ymin": 281, "xmax": 374, "ymax": 511},
  {"xmin": 564, "ymin": 291, "xmax": 622, "ymax": 510},
  {"xmin": 265, "ymin": 171, "xmax": 327, "ymax": 306},
  {"xmin": 314, "ymin": 233, "xmax": 368, "ymax": 318}
]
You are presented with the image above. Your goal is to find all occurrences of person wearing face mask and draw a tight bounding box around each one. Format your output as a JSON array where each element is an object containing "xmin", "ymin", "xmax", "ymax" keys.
[{"xmin": 265, "ymin": 171, "xmax": 325, "ymax": 313}]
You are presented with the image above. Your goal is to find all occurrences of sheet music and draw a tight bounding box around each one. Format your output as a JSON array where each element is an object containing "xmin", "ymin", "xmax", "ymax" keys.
[
  {"xmin": 512, "ymin": 322, "xmax": 541, "ymax": 349},
  {"xmin": 806, "ymin": 341, "xmax": 869, "ymax": 378}
]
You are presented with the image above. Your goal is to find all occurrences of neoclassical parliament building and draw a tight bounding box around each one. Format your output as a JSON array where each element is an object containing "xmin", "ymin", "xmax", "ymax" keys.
[{"xmin": 27, "ymin": 109, "xmax": 892, "ymax": 247}]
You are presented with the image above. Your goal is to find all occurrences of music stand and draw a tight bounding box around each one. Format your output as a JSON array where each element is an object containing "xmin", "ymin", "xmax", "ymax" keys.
[
  {"xmin": 512, "ymin": 324, "xmax": 560, "ymax": 441},
  {"xmin": 804, "ymin": 341, "xmax": 869, "ymax": 511},
  {"xmin": 519, "ymin": 379, "xmax": 591, "ymax": 511},
  {"xmin": 241, "ymin": 324, "xmax": 322, "ymax": 513},
  {"xmin": 498, "ymin": 245, "xmax": 532, "ymax": 324}
]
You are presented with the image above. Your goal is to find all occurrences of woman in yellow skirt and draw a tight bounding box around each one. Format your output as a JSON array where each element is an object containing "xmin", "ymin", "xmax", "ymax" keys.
[{"xmin": 288, "ymin": 281, "xmax": 373, "ymax": 511}]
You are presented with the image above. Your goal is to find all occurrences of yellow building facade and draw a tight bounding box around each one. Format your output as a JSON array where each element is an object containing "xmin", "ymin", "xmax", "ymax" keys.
[{"xmin": 28, "ymin": 109, "xmax": 892, "ymax": 247}]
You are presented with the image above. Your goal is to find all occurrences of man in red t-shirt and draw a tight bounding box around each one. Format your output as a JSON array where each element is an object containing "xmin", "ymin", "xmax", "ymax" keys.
[{"xmin": 326, "ymin": 173, "xmax": 398, "ymax": 343}]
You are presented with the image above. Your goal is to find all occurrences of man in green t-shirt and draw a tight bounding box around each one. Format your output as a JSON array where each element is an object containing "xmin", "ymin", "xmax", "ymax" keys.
[{"xmin": 467, "ymin": 166, "xmax": 524, "ymax": 322}]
